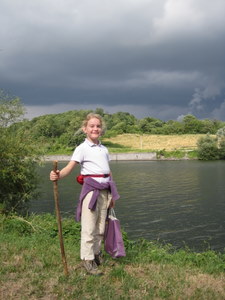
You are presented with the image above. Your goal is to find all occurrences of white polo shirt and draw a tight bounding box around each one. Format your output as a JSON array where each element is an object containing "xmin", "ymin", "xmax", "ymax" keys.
[{"xmin": 71, "ymin": 139, "xmax": 110, "ymax": 183}]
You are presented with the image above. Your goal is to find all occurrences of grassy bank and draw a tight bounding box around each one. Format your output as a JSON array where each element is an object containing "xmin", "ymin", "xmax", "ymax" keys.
[{"xmin": 1, "ymin": 214, "xmax": 225, "ymax": 299}]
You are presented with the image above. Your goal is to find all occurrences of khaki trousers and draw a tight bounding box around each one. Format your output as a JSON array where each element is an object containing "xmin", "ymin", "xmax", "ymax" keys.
[{"xmin": 80, "ymin": 190, "xmax": 111, "ymax": 260}]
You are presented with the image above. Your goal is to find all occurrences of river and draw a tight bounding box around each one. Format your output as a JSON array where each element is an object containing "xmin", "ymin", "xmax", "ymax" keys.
[{"xmin": 30, "ymin": 160, "xmax": 225, "ymax": 252}]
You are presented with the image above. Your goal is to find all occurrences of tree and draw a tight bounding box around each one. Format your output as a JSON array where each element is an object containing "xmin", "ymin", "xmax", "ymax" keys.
[
  {"xmin": 218, "ymin": 140, "xmax": 225, "ymax": 159},
  {"xmin": 197, "ymin": 134, "xmax": 219, "ymax": 160},
  {"xmin": 200, "ymin": 119, "xmax": 217, "ymax": 134},
  {"xmin": 216, "ymin": 126, "xmax": 225, "ymax": 142},
  {"xmin": 138, "ymin": 117, "xmax": 163, "ymax": 133},
  {"xmin": 105, "ymin": 112, "xmax": 138, "ymax": 135},
  {"xmin": 0, "ymin": 96, "xmax": 25, "ymax": 127},
  {"xmin": 183, "ymin": 115, "xmax": 202, "ymax": 133},
  {"xmin": 0, "ymin": 96, "xmax": 41, "ymax": 215},
  {"xmin": 216, "ymin": 127, "xmax": 225, "ymax": 159},
  {"xmin": 163, "ymin": 120, "xmax": 184, "ymax": 134},
  {"xmin": 94, "ymin": 107, "xmax": 104, "ymax": 116}
]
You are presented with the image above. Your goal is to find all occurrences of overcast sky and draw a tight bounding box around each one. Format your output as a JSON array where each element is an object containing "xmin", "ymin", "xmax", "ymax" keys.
[{"xmin": 1, "ymin": 0, "xmax": 225, "ymax": 121}]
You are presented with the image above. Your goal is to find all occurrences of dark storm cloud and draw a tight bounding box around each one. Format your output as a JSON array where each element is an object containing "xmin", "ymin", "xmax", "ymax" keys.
[{"xmin": 1, "ymin": 0, "xmax": 225, "ymax": 120}]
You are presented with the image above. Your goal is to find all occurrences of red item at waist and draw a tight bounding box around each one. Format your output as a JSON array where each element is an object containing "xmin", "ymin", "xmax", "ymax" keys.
[{"xmin": 76, "ymin": 174, "xmax": 110, "ymax": 185}]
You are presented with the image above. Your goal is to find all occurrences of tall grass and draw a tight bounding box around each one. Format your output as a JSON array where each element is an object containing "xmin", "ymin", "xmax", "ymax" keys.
[{"xmin": 1, "ymin": 214, "xmax": 225, "ymax": 299}]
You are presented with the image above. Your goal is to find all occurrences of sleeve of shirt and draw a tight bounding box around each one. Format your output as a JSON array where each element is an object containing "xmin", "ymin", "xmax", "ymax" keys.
[{"xmin": 71, "ymin": 144, "xmax": 84, "ymax": 163}]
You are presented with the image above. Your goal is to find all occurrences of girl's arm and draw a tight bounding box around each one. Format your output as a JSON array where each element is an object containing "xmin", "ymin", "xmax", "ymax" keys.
[{"xmin": 50, "ymin": 160, "xmax": 78, "ymax": 181}]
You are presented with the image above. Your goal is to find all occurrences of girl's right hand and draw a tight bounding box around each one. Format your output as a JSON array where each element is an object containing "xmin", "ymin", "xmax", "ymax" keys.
[{"xmin": 50, "ymin": 170, "xmax": 60, "ymax": 181}]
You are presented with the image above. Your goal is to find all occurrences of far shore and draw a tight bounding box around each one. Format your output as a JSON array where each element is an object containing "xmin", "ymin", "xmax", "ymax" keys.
[{"xmin": 44, "ymin": 152, "xmax": 190, "ymax": 161}]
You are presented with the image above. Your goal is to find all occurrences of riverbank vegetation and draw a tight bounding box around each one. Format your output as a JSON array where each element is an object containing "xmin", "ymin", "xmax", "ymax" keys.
[
  {"xmin": 1, "ymin": 213, "xmax": 225, "ymax": 299},
  {"xmin": 0, "ymin": 97, "xmax": 41, "ymax": 215}
]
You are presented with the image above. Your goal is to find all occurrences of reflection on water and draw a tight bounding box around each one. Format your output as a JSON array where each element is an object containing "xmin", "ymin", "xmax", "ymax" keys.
[{"xmin": 30, "ymin": 160, "xmax": 225, "ymax": 252}]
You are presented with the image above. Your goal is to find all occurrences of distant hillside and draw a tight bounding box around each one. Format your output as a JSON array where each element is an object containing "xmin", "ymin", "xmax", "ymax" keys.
[{"xmin": 8, "ymin": 108, "xmax": 225, "ymax": 154}]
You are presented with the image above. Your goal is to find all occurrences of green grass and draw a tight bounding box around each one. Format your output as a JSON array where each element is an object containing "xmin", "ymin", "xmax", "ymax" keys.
[{"xmin": 1, "ymin": 214, "xmax": 225, "ymax": 299}]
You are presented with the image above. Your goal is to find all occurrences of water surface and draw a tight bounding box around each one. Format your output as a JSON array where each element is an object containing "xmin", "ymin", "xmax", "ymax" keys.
[{"xmin": 30, "ymin": 160, "xmax": 225, "ymax": 252}]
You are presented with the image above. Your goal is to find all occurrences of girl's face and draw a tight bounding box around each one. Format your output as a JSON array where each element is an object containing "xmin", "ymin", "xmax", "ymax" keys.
[{"xmin": 83, "ymin": 117, "xmax": 102, "ymax": 144}]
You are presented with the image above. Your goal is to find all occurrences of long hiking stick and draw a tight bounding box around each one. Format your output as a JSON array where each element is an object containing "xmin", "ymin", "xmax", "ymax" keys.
[{"xmin": 53, "ymin": 160, "xmax": 69, "ymax": 276}]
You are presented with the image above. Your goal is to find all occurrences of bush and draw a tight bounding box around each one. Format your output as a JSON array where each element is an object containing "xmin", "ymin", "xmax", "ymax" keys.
[
  {"xmin": 0, "ymin": 97, "xmax": 41, "ymax": 215},
  {"xmin": 217, "ymin": 126, "xmax": 225, "ymax": 159},
  {"xmin": 218, "ymin": 139, "xmax": 225, "ymax": 159},
  {"xmin": 197, "ymin": 134, "xmax": 219, "ymax": 160}
]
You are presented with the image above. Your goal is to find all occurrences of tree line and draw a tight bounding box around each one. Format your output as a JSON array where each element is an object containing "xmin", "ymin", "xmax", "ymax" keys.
[{"xmin": 8, "ymin": 106, "xmax": 225, "ymax": 153}]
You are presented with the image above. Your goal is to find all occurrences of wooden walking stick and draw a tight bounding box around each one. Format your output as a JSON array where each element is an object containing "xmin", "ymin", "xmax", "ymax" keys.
[{"xmin": 53, "ymin": 160, "xmax": 69, "ymax": 276}]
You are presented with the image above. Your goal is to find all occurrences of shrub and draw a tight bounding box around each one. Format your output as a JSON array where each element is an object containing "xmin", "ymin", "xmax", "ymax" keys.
[
  {"xmin": 197, "ymin": 134, "xmax": 219, "ymax": 160},
  {"xmin": 217, "ymin": 126, "xmax": 225, "ymax": 159},
  {"xmin": 218, "ymin": 139, "xmax": 225, "ymax": 159},
  {"xmin": 0, "ymin": 96, "xmax": 41, "ymax": 215}
]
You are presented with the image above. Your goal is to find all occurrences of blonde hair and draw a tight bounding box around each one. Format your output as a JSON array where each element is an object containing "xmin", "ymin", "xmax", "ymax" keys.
[{"xmin": 82, "ymin": 113, "xmax": 106, "ymax": 134}]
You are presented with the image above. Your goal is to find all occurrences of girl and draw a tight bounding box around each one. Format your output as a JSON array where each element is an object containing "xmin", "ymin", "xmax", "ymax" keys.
[{"xmin": 50, "ymin": 113, "xmax": 119, "ymax": 275}]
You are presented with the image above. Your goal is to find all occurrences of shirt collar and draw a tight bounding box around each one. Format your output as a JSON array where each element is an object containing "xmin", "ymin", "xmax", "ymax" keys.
[{"xmin": 85, "ymin": 138, "xmax": 101, "ymax": 147}]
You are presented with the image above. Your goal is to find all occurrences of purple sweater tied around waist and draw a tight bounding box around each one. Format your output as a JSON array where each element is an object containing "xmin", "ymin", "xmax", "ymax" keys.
[{"xmin": 76, "ymin": 177, "xmax": 120, "ymax": 222}]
